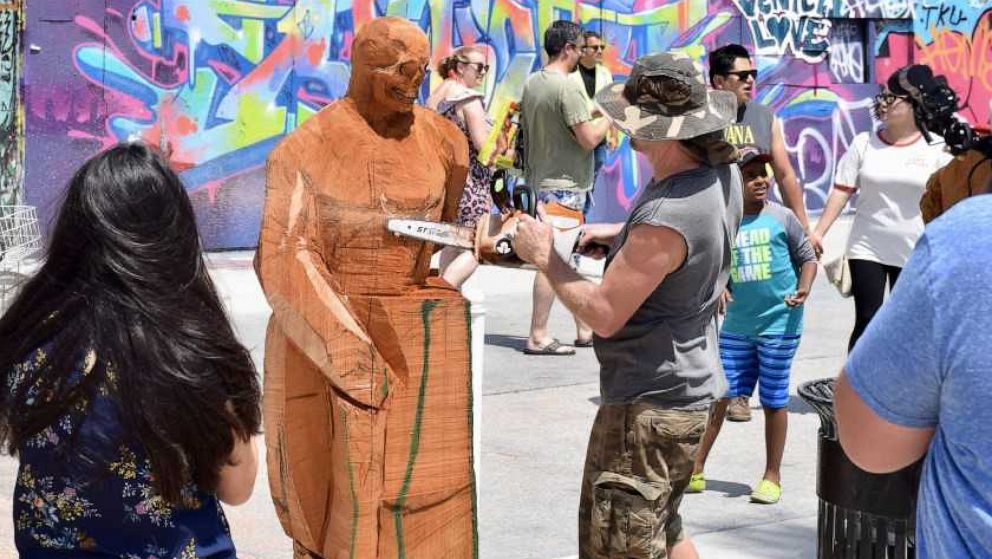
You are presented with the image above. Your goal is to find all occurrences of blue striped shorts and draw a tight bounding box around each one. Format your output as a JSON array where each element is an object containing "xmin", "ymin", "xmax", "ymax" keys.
[{"xmin": 719, "ymin": 331, "xmax": 801, "ymax": 409}]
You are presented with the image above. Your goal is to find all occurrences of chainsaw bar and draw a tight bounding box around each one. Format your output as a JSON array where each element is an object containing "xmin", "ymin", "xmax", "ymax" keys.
[{"xmin": 387, "ymin": 219, "xmax": 476, "ymax": 249}]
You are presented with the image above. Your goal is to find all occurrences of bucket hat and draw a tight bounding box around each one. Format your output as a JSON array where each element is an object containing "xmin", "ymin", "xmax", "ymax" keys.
[{"xmin": 595, "ymin": 52, "xmax": 737, "ymax": 141}]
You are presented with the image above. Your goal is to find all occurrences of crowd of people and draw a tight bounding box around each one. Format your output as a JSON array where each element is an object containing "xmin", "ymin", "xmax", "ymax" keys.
[{"xmin": 0, "ymin": 14, "xmax": 990, "ymax": 559}]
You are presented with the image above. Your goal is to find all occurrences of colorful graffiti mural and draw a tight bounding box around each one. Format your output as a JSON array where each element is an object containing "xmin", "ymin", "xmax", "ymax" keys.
[
  {"xmin": 21, "ymin": 1, "xmax": 992, "ymax": 249},
  {"xmin": 0, "ymin": 0, "xmax": 21, "ymax": 206}
]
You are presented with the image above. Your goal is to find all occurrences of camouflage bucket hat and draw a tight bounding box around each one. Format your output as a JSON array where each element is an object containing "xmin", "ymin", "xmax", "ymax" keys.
[{"xmin": 595, "ymin": 52, "xmax": 737, "ymax": 141}]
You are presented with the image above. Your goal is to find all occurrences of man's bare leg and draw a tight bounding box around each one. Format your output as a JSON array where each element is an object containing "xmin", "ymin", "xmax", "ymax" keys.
[
  {"xmin": 763, "ymin": 407, "xmax": 788, "ymax": 485},
  {"xmin": 670, "ymin": 537, "xmax": 700, "ymax": 559},
  {"xmin": 528, "ymin": 271, "xmax": 557, "ymax": 349},
  {"xmin": 440, "ymin": 247, "xmax": 479, "ymax": 288},
  {"xmin": 575, "ymin": 316, "xmax": 593, "ymax": 344},
  {"xmin": 693, "ymin": 399, "xmax": 732, "ymax": 476}
]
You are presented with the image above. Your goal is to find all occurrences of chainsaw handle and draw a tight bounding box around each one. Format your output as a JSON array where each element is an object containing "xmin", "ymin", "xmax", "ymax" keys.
[{"xmin": 513, "ymin": 184, "xmax": 537, "ymax": 218}]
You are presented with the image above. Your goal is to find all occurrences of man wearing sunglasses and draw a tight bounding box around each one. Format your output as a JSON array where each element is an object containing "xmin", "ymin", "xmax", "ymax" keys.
[
  {"xmin": 709, "ymin": 44, "xmax": 813, "ymax": 240},
  {"xmin": 569, "ymin": 30, "xmax": 620, "ymax": 202},
  {"xmin": 709, "ymin": 43, "xmax": 816, "ymax": 423}
]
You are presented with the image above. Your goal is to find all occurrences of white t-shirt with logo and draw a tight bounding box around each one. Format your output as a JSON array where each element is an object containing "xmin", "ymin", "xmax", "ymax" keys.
[{"xmin": 835, "ymin": 131, "xmax": 953, "ymax": 267}]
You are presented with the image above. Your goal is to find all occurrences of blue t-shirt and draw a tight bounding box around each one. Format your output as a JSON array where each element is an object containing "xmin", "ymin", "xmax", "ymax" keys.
[
  {"xmin": 723, "ymin": 203, "xmax": 815, "ymax": 336},
  {"xmin": 846, "ymin": 195, "xmax": 992, "ymax": 558},
  {"xmin": 9, "ymin": 348, "xmax": 237, "ymax": 558}
]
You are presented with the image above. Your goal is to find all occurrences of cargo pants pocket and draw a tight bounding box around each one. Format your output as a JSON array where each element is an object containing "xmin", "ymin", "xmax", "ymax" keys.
[{"xmin": 588, "ymin": 471, "xmax": 670, "ymax": 558}]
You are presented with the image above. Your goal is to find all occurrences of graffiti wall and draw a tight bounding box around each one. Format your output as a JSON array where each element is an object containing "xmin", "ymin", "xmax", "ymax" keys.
[
  {"xmin": 22, "ymin": 0, "xmax": 992, "ymax": 249},
  {"xmin": 0, "ymin": 0, "xmax": 21, "ymax": 206}
]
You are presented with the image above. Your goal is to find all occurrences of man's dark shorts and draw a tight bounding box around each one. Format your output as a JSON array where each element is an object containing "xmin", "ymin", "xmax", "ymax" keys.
[{"xmin": 579, "ymin": 404, "xmax": 709, "ymax": 559}]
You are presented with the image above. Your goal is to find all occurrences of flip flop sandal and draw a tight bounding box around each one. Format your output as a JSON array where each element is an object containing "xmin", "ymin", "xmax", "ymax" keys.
[
  {"xmin": 523, "ymin": 339, "xmax": 576, "ymax": 356},
  {"xmin": 574, "ymin": 338, "xmax": 594, "ymax": 348},
  {"xmin": 750, "ymin": 479, "xmax": 781, "ymax": 504}
]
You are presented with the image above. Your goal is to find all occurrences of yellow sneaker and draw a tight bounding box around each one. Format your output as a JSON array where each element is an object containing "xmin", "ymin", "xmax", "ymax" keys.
[
  {"xmin": 686, "ymin": 473, "xmax": 706, "ymax": 493},
  {"xmin": 750, "ymin": 479, "xmax": 782, "ymax": 504}
]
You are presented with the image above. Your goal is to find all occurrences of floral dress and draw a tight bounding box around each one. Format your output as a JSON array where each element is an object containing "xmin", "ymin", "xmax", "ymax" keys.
[
  {"xmin": 10, "ymin": 347, "xmax": 237, "ymax": 558},
  {"xmin": 437, "ymin": 89, "xmax": 495, "ymax": 227}
]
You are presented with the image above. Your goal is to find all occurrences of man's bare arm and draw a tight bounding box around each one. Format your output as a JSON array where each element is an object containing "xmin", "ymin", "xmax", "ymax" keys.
[
  {"xmin": 770, "ymin": 117, "xmax": 810, "ymax": 231},
  {"xmin": 515, "ymin": 214, "xmax": 686, "ymax": 337},
  {"xmin": 572, "ymin": 118, "xmax": 612, "ymax": 151},
  {"xmin": 835, "ymin": 370, "xmax": 935, "ymax": 473}
]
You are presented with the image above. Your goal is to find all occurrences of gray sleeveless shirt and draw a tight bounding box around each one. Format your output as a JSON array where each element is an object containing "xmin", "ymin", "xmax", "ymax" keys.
[{"xmin": 594, "ymin": 164, "xmax": 744, "ymax": 410}]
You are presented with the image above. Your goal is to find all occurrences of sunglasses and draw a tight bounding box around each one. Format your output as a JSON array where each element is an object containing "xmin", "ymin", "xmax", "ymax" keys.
[
  {"xmin": 874, "ymin": 92, "xmax": 907, "ymax": 106},
  {"xmin": 459, "ymin": 59, "xmax": 490, "ymax": 74},
  {"xmin": 724, "ymin": 69, "xmax": 758, "ymax": 81},
  {"xmin": 583, "ymin": 45, "xmax": 606, "ymax": 51}
]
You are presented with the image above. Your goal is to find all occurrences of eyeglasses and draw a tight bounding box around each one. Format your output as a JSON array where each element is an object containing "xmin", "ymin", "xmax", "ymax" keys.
[
  {"xmin": 583, "ymin": 45, "xmax": 606, "ymax": 52},
  {"xmin": 724, "ymin": 69, "xmax": 757, "ymax": 81},
  {"xmin": 874, "ymin": 92, "xmax": 907, "ymax": 106},
  {"xmin": 459, "ymin": 60, "xmax": 489, "ymax": 74}
]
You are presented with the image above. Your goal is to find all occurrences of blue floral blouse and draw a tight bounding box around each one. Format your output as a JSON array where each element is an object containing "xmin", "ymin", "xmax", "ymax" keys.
[{"xmin": 9, "ymin": 347, "xmax": 238, "ymax": 558}]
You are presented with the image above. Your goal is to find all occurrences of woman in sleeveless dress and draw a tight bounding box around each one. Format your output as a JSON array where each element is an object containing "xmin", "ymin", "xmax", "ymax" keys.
[{"xmin": 427, "ymin": 45, "xmax": 494, "ymax": 287}]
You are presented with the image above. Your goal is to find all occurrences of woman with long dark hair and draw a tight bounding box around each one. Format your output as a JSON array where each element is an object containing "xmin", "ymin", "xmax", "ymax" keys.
[{"xmin": 0, "ymin": 143, "xmax": 261, "ymax": 557}]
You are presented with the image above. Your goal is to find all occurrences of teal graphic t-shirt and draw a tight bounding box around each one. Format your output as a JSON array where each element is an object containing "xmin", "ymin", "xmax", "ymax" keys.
[{"xmin": 723, "ymin": 203, "xmax": 815, "ymax": 336}]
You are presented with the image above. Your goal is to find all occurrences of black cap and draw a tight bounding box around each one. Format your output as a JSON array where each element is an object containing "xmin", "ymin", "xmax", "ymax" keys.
[{"xmin": 888, "ymin": 65, "xmax": 940, "ymax": 109}]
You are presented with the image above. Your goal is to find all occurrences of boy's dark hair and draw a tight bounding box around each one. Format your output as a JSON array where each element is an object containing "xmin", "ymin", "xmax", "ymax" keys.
[
  {"xmin": 709, "ymin": 44, "xmax": 751, "ymax": 86},
  {"xmin": 582, "ymin": 30, "xmax": 601, "ymax": 43},
  {"xmin": 544, "ymin": 20, "xmax": 580, "ymax": 58}
]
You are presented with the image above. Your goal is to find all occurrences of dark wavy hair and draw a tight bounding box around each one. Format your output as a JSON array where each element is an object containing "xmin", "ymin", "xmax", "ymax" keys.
[{"xmin": 0, "ymin": 142, "xmax": 261, "ymax": 503}]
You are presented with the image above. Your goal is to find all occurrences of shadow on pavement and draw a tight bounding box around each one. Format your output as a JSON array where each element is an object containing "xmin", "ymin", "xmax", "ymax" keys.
[
  {"xmin": 703, "ymin": 479, "xmax": 753, "ymax": 498},
  {"xmin": 485, "ymin": 333, "xmax": 529, "ymax": 351},
  {"xmin": 787, "ymin": 394, "xmax": 816, "ymax": 415}
]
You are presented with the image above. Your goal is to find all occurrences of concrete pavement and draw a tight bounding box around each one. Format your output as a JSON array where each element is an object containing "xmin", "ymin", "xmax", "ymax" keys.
[{"xmin": 0, "ymin": 237, "xmax": 855, "ymax": 558}]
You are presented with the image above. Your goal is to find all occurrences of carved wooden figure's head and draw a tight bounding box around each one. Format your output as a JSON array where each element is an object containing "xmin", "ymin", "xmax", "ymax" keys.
[{"xmin": 349, "ymin": 17, "xmax": 430, "ymax": 117}]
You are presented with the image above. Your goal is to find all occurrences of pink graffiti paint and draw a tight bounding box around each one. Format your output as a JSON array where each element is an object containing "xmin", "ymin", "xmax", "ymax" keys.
[
  {"xmin": 76, "ymin": 14, "xmax": 190, "ymax": 87},
  {"xmin": 175, "ymin": 5, "xmax": 190, "ymax": 23},
  {"xmin": 306, "ymin": 39, "xmax": 326, "ymax": 67},
  {"xmin": 341, "ymin": 31, "xmax": 354, "ymax": 60},
  {"xmin": 207, "ymin": 60, "xmax": 242, "ymax": 83}
]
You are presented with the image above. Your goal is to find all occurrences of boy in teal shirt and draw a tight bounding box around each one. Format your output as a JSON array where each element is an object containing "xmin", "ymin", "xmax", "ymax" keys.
[{"xmin": 687, "ymin": 146, "xmax": 817, "ymax": 504}]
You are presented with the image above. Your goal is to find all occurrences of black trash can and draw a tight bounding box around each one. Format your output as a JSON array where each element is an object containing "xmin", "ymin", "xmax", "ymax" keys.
[{"xmin": 798, "ymin": 378, "xmax": 923, "ymax": 559}]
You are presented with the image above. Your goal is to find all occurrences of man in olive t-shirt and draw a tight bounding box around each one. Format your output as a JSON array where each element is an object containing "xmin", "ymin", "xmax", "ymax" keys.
[{"xmin": 520, "ymin": 21, "xmax": 611, "ymax": 356}]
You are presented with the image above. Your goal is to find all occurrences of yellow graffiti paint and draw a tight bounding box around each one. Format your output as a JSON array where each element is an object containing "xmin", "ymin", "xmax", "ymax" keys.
[
  {"xmin": 152, "ymin": 11, "xmax": 162, "ymax": 49},
  {"xmin": 230, "ymin": 94, "xmax": 287, "ymax": 148}
]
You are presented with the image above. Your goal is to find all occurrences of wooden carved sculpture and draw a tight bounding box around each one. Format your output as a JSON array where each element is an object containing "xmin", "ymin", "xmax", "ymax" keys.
[{"xmin": 256, "ymin": 17, "xmax": 476, "ymax": 559}]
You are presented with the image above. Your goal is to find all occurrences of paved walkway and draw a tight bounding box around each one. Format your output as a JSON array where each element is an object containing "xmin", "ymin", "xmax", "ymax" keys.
[{"xmin": 0, "ymin": 227, "xmax": 855, "ymax": 557}]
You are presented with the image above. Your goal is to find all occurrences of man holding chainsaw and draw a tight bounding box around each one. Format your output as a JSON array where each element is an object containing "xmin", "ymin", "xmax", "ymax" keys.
[
  {"xmin": 519, "ymin": 20, "xmax": 612, "ymax": 355},
  {"xmin": 515, "ymin": 53, "xmax": 743, "ymax": 559}
]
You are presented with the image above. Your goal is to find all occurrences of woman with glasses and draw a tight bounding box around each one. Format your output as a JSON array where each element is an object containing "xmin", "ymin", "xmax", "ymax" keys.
[
  {"xmin": 0, "ymin": 143, "xmax": 261, "ymax": 557},
  {"xmin": 811, "ymin": 65, "xmax": 953, "ymax": 350},
  {"xmin": 426, "ymin": 45, "xmax": 494, "ymax": 287}
]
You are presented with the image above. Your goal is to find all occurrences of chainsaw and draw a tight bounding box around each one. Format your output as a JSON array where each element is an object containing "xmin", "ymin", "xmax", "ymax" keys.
[{"xmin": 387, "ymin": 183, "xmax": 588, "ymax": 267}]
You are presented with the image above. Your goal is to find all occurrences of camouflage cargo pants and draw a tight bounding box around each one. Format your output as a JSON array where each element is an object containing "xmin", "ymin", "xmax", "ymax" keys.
[{"xmin": 578, "ymin": 404, "xmax": 709, "ymax": 559}]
